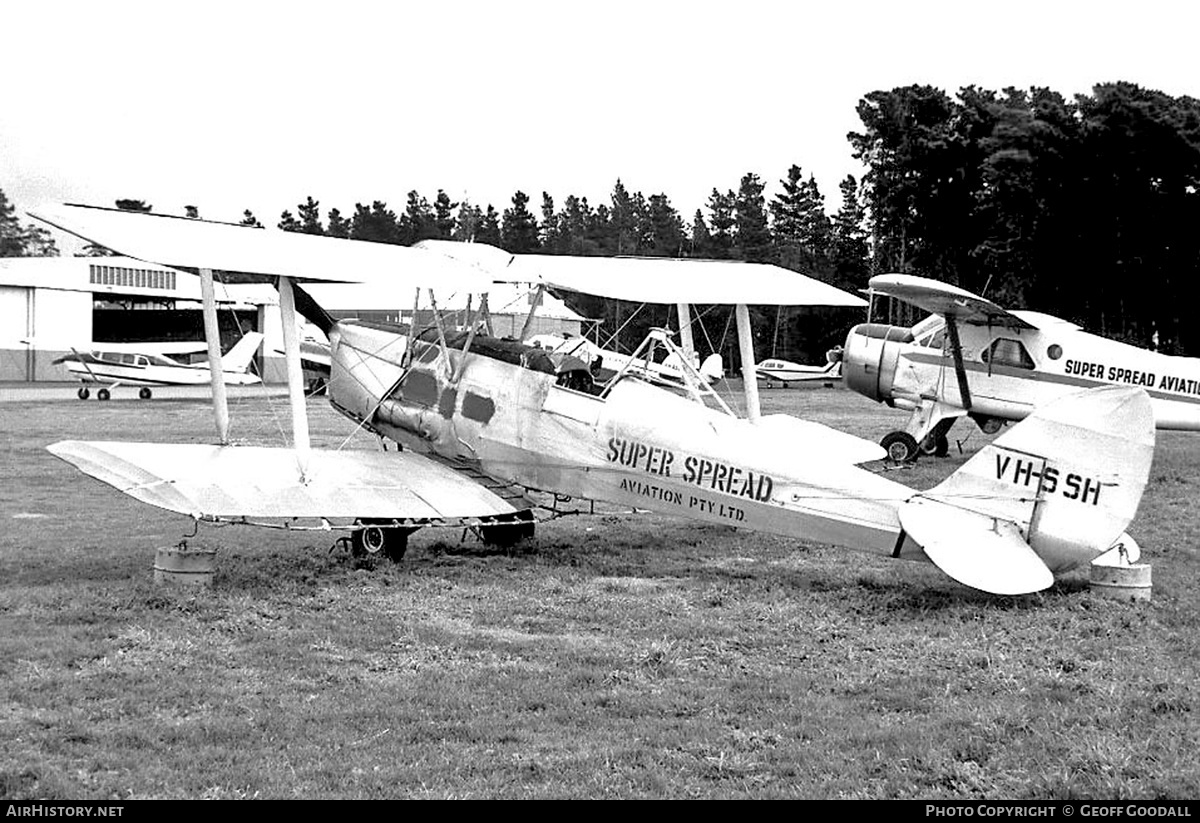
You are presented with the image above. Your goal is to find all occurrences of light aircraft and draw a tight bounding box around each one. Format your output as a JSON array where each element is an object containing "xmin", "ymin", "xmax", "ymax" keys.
[
  {"xmin": 29, "ymin": 205, "xmax": 1154, "ymax": 595},
  {"xmin": 52, "ymin": 331, "xmax": 264, "ymax": 400},
  {"xmin": 756, "ymin": 347, "xmax": 843, "ymax": 388},
  {"xmin": 842, "ymin": 273, "xmax": 1200, "ymax": 463}
]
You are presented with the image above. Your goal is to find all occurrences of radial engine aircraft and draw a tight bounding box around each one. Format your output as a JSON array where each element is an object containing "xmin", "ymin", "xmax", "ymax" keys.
[
  {"xmin": 30, "ymin": 205, "xmax": 1155, "ymax": 596},
  {"xmin": 53, "ymin": 331, "xmax": 264, "ymax": 400},
  {"xmin": 842, "ymin": 273, "xmax": 1200, "ymax": 463}
]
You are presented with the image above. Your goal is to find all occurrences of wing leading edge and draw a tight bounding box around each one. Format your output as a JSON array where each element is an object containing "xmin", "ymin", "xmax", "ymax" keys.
[{"xmin": 47, "ymin": 441, "xmax": 522, "ymax": 524}]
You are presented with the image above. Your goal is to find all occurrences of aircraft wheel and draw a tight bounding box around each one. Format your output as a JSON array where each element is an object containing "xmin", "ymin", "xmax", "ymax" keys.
[
  {"xmin": 351, "ymin": 519, "xmax": 413, "ymax": 562},
  {"xmin": 880, "ymin": 431, "xmax": 919, "ymax": 463},
  {"xmin": 97, "ymin": 388, "xmax": 111, "ymax": 401},
  {"xmin": 77, "ymin": 387, "xmax": 90, "ymax": 400},
  {"xmin": 139, "ymin": 387, "xmax": 153, "ymax": 400},
  {"xmin": 919, "ymin": 432, "xmax": 950, "ymax": 458},
  {"xmin": 479, "ymin": 510, "xmax": 536, "ymax": 549}
]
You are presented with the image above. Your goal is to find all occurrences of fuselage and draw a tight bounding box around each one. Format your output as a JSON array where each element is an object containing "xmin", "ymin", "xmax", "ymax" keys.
[
  {"xmin": 329, "ymin": 320, "xmax": 917, "ymax": 559},
  {"xmin": 844, "ymin": 313, "xmax": 1200, "ymax": 430}
]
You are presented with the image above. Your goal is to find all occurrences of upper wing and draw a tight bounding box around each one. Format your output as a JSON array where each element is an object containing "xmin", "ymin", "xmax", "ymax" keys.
[
  {"xmin": 29, "ymin": 204, "xmax": 492, "ymax": 292},
  {"xmin": 416, "ymin": 239, "xmax": 866, "ymax": 308},
  {"xmin": 48, "ymin": 441, "xmax": 522, "ymax": 524},
  {"xmin": 869, "ymin": 273, "xmax": 1034, "ymax": 329}
]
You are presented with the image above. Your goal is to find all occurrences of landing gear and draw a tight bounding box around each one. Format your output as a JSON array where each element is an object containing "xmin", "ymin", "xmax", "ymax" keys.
[
  {"xmin": 350, "ymin": 519, "xmax": 415, "ymax": 562},
  {"xmin": 478, "ymin": 510, "xmax": 537, "ymax": 548},
  {"xmin": 97, "ymin": 388, "xmax": 111, "ymax": 401},
  {"xmin": 880, "ymin": 431, "xmax": 919, "ymax": 463},
  {"xmin": 77, "ymin": 387, "xmax": 90, "ymax": 400},
  {"xmin": 139, "ymin": 387, "xmax": 153, "ymax": 400}
]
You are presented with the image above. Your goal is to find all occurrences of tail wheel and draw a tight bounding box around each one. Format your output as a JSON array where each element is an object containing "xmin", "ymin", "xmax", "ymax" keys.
[
  {"xmin": 478, "ymin": 510, "xmax": 536, "ymax": 549},
  {"xmin": 880, "ymin": 431, "xmax": 919, "ymax": 463},
  {"xmin": 97, "ymin": 388, "xmax": 111, "ymax": 401},
  {"xmin": 139, "ymin": 387, "xmax": 152, "ymax": 400},
  {"xmin": 77, "ymin": 387, "xmax": 90, "ymax": 400},
  {"xmin": 350, "ymin": 520, "xmax": 414, "ymax": 562}
]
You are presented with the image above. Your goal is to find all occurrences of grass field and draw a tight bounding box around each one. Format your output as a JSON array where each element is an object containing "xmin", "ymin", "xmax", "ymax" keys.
[{"xmin": 1, "ymin": 383, "xmax": 1197, "ymax": 799}]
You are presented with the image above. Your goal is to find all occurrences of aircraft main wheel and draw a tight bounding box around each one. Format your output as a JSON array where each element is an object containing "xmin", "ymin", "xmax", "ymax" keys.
[
  {"xmin": 479, "ymin": 510, "xmax": 536, "ymax": 549},
  {"xmin": 139, "ymin": 387, "xmax": 152, "ymax": 400},
  {"xmin": 351, "ymin": 520, "xmax": 413, "ymax": 562},
  {"xmin": 919, "ymin": 432, "xmax": 950, "ymax": 458},
  {"xmin": 97, "ymin": 388, "xmax": 111, "ymax": 401},
  {"xmin": 880, "ymin": 431, "xmax": 919, "ymax": 463},
  {"xmin": 77, "ymin": 387, "xmax": 90, "ymax": 400}
]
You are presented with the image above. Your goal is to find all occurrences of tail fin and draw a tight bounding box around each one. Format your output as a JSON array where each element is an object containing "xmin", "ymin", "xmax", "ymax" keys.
[
  {"xmin": 222, "ymin": 331, "xmax": 264, "ymax": 374},
  {"xmin": 900, "ymin": 386, "xmax": 1154, "ymax": 594}
]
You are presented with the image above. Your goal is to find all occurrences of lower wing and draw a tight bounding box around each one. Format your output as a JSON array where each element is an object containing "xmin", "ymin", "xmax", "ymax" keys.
[{"xmin": 48, "ymin": 440, "xmax": 523, "ymax": 526}]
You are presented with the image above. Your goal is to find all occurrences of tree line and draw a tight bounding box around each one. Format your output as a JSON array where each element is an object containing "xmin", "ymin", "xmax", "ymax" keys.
[{"xmin": 5, "ymin": 80, "xmax": 1198, "ymax": 360}]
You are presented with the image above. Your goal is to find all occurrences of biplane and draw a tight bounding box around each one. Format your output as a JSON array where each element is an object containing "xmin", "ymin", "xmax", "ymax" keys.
[
  {"xmin": 53, "ymin": 331, "xmax": 264, "ymax": 400},
  {"xmin": 843, "ymin": 273, "xmax": 1200, "ymax": 462},
  {"xmin": 30, "ymin": 205, "xmax": 1154, "ymax": 595}
]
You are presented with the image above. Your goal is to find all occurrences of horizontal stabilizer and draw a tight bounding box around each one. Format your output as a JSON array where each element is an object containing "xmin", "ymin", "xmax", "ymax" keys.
[
  {"xmin": 899, "ymin": 497, "xmax": 1054, "ymax": 595},
  {"xmin": 47, "ymin": 441, "xmax": 521, "ymax": 524}
]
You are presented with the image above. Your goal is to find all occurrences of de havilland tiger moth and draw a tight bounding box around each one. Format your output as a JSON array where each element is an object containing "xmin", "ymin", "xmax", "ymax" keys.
[
  {"xmin": 842, "ymin": 273, "xmax": 1200, "ymax": 462},
  {"xmin": 29, "ymin": 204, "xmax": 1155, "ymax": 596}
]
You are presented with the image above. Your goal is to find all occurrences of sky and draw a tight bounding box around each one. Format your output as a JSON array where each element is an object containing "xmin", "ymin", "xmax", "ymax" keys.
[{"xmin": 3, "ymin": 0, "xmax": 1198, "ymax": 251}]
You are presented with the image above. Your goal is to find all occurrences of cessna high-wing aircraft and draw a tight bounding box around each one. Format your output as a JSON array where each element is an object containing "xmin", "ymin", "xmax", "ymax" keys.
[
  {"xmin": 29, "ymin": 205, "xmax": 1154, "ymax": 596},
  {"xmin": 53, "ymin": 331, "xmax": 264, "ymax": 400},
  {"xmin": 843, "ymin": 273, "xmax": 1200, "ymax": 463}
]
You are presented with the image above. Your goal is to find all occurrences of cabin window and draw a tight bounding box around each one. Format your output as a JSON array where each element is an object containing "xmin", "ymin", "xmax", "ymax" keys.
[
  {"xmin": 1047, "ymin": 344, "xmax": 1063, "ymax": 360},
  {"xmin": 982, "ymin": 338, "xmax": 1035, "ymax": 370}
]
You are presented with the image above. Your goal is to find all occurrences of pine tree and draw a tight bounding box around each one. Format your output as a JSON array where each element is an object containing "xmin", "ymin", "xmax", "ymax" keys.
[
  {"xmin": 476, "ymin": 205, "xmax": 502, "ymax": 247},
  {"xmin": 829, "ymin": 175, "xmax": 870, "ymax": 288},
  {"xmin": 734, "ymin": 173, "xmax": 770, "ymax": 262},
  {"xmin": 298, "ymin": 196, "xmax": 324, "ymax": 235},
  {"xmin": 432, "ymin": 190, "xmax": 458, "ymax": 240},
  {"xmin": 326, "ymin": 208, "xmax": 350, "ymax": 238},
  {"xmin": 501, "ymin": 191, "xmax": 539, "ymax": 253},
  {"xmin": 278, "ymin": 211, "xmax": 301, "ymax": 232},
  {"xmin": 706, "ymin": 189, "xmax": 736, "ymax": 259},
  {"xmin": 454, "ymin": 200, "xmax": 483, "ymax": 241},
  {"xmin": 240, "ymin": 210, "xmax": 264, "ymax": 228}
]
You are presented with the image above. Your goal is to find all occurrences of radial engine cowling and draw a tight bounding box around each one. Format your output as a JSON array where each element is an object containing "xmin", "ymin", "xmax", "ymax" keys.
[{"xmin": 842, "ymin": 323, "xmax": 913, "ymax": 405}]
